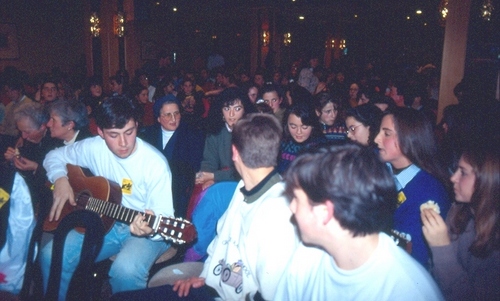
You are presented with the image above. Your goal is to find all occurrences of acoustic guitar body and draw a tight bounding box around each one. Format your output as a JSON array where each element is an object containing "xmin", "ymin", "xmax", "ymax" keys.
[{"xmin": 43, "ymin": 164, "xmax": 122, "ymax": 233}]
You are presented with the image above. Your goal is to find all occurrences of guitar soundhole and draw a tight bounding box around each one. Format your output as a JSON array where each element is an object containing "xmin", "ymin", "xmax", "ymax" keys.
[{"xmin": 76, "ymin": 190, "xmax": 92, "ymax": 209}]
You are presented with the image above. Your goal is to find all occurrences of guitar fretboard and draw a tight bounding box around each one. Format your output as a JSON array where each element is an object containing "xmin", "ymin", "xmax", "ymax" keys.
[{"xmin": 84, "ymin": 196, "xmax": 156, "ymax": 227}]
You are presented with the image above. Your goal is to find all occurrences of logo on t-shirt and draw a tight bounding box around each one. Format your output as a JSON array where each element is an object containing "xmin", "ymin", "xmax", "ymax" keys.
[
  {"xmin": 121, "ymin": 179, "xmax": 132, "ymax": 195},
  {"xmin": 213, "ymin": 259, "xmax": 244, "ymax": 294},
  {"xmin": 0, "ymin": 188, "xmax": 10, "ymax": 209}
]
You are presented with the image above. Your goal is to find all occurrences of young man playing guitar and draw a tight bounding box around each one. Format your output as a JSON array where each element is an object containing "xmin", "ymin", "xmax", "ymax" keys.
[
  {"xmin": 41, "ymin": 96, "xmax": 174, "ymax": 300},
  {"xmin": 112, "ymin": 113, "xmax": 300, "ymax": 300}
]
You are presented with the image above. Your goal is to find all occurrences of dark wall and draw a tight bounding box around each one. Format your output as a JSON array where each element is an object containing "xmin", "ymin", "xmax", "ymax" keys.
[{"xmin": 0, "ymin": 0, "xmax": 86, "ymax": 76}]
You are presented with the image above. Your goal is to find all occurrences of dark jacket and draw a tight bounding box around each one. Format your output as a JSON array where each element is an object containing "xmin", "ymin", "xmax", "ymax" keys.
[{"xmin": 140, "ymin": 122, "xmax": 205, "ymax": 218}]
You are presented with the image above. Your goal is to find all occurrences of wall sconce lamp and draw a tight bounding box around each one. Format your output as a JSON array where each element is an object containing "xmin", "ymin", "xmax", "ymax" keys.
[
  {"xmin": 339, "ymin": 39, "xmax": 346, "ymax": 50},
  {"xmin": 481, "ymin": 0, "xmax": 494, "ymax": 21},
  {"xmin": 90, "ymin": 12, "xmax": 100, "ymax": 37},
  {"xmin": 283, "ymin": 32, "xmax": 291, "ymax": 46},
  {"xmin": 114, "ymin": 11, "xmax": 125, "ymax": 37},
  {"xmin": 262, "ymin": 30, "xmax": 269, "ymax": 47},
  {"xmin": 438, "ymin": 0, "xmax": 449, "ymax": 26},
  {"xmin": 325, "ymin": 38, "xmax": 335, "ymax": 49}
]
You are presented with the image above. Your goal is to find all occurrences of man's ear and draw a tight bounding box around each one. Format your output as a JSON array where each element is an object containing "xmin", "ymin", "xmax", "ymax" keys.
[
  {"xmin": 231, "ymin": 144, "xmax": 239, "ymax": 162},
  {"xmin": 315, "ymin": 109, "xmax": 321, "ymax": 117},
  {"xmin": 97, "ymin": 127, "xmax": 104, "ymax": 138},
  {"xmin": 314, "ymin": 200, "xmax": 335, "ymax": 225}
]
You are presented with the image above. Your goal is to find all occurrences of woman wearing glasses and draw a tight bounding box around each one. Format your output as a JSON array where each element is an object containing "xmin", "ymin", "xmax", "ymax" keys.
[
  {"xmin": 374, "ymin": 107, "xmax": 451, "ymax": 268},
  {"xmin": 345, "ymin": 103, "xmax": 383, "ymax": 147},
  {"xmin": 140, "ymin": 95, "xmax": 205, "ymax": 218}
]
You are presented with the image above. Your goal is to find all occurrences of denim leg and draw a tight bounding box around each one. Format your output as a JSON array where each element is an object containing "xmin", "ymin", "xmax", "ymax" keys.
[
  {"xmin": 40, "ymin": 229, "xmax": 85, "ymax": 301},
  {"xmin": 40, "ymin": 222, "xmax": 169, "ymax": 299},
  {"xmin": 108, "ymin": 232, "xmax": 170, "ymax": 294},
  {"xmin": 40, "ymin": 223, "xmax": 126, "ymax": 300}
]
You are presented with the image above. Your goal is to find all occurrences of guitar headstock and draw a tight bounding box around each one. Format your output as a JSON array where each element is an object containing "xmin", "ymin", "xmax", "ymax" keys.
[
  {"xmin": 389, "ymin": 229, "xmax": 412, "ymax": 254},
  {"xmin": 155, "ymin": 217, "xmax": 197, "ymax": 245}
]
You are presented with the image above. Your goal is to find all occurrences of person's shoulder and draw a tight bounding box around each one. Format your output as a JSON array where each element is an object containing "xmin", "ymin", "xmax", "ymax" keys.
[
  {"xmin": 178, "ymin": 121, "xmax": 205, "ymax": 140},
  {"xmin": 136, "ymin": 137, "xmax": 166, "ymax": 158},
  {"xmin": 408, "ymin": 169, "xmax": 447, "ymax": 194},
  {"xmin": 255, "ymin": 182, "xmax": 290, "ymax": 211},
  {"xmin": 139, "ymin": 124, "xmax": 161, "ymax": 141},
  {"xmin": 378, "ymin": 233, "xmax": 440, "ymax": 283}
]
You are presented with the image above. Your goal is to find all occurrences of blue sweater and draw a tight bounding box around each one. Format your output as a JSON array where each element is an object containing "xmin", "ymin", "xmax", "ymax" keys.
[{"xmin": 393, "ymin": 169, "xmax": 450, "ymax": 268}]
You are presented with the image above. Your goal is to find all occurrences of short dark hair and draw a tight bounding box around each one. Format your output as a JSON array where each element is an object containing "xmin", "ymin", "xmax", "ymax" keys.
[
  {"xmin": 95, "ymin": 95, "xmax": 138, "ymax": 129},
  {"xmin": 42, "ymin": 79, "xmax": 59, "ymax": 90},
  {"xmin": 232, "ymin": 113, "xmax": 282, "ymax": 168},
  {"xmin": 48, "ymin": 99, "xmax": 89, "ymax": 131},
  {"xmin": 313, "ymin": 92, "xmax": 340, "ymax": 112},
  {"xmin": 4, "ymin": 77, "xmax": 23, "ymax": 92},
  {"xmin": 261, "ymin": 84, "xmax": 283, "ymax": 99},
  {"xmin": 283, "ymin": 102, "xmax": 323, "ymax": 141},
  {"xmin": 285, "ymin": 144, "xmax": 397, "ymax": 236},
  {"xmin": 206, "ymin": 87, "xmax": 256, "ymax": 134}
]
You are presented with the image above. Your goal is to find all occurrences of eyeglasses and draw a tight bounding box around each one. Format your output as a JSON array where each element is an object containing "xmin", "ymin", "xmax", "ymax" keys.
[
  {"xmin": 346, "ymin": 124, "xmax": 363, "ymax": 134},
  {"xmin": 160, "ymin": 111, "xmax": 180, "ymax": 120},
  {"xmin": 263, "ymin": 98, "xmax": 279, "ymax": 104}
]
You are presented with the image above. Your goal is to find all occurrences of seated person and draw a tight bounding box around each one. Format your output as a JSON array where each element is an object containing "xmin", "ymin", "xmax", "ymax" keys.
[
  {"xmin": 184, "ymin": 181, "xmax": 238, "ymax": 262},
  {"xmin": 422, "ymin": 143, "xmax": 500, "ymax": 300},
  {"xmin": 140, "ymin": 95, "xmax": 205, "ymax": 218},
  {"xmin": 4, "ymin": 102, "xmax": 60, "ymax": 220},
  {"xmin": 112, "ymin": 113, "xmax": 299, "ymax": 300},
  {"xmin": 195, "ymin": 87, "xmax": 255, "ymax": 190},
  {"xmin": 40, "ymin": 96, "xmax": 174, "ymax": 300},
  {"xmin": 374, "ymin": 107, "xmax": 450, "ymax": 267},
  {"xmin": 1, "ymin": 77, "xmax": 33, "ymax": 151},
  {"xmin": 278, "ymin": 102, "xmax": 326, "ymax": 174},
  {"xmin": 261, "ymin": 84, "xmax": 286, "ymax": 125},
  {"xmin": 276, "ymin": 143, "xmax": 443, "ymax": 300},
  {"xmin": 46, "ymin": 99, "xmax": 92, "ymax": 145}
]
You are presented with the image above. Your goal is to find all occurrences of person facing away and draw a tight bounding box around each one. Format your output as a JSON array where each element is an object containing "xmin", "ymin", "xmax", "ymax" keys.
[
  {"xmin": 40, "ymin": 95, "xmax": 174, "ymax": 300},
  {"xmin": 112, "ymin": 113, "xmax": 300, "ymax": 301},
  {"xmin": 275, "ymin": 143, "xmax": 444, "ymax": 300}
]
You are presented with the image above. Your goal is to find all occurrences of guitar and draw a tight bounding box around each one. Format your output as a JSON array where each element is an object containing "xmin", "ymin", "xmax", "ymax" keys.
[
  {"xmin": 388, "ymin": 229, "xmax": 412, "ymax": 254},
  {"xmin": 43, "ymin": 164, "xmax": 197, "ymax": 245}
]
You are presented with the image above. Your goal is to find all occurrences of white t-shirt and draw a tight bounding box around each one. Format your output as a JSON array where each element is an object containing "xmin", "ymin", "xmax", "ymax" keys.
[{"xmin": 275, "ymin": 233, "xmax": 444, "ymax": 301}]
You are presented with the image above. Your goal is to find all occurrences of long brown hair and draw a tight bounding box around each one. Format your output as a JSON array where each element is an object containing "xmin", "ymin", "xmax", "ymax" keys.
[
  {"xmin": 389, "ymin": 107, "xmax": 449, "ymax": 188},
  {"xmin": 450, "ymin": 143, "xmax": 500, "ymax": 258}
]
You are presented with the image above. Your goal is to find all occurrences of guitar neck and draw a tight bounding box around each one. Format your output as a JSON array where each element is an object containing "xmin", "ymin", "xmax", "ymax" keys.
[{"xmin": 85, "ymin": 196, "xmax": 156, "ymax": 228}]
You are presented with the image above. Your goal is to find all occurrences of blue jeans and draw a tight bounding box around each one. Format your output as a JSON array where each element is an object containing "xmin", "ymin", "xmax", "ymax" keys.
[{"xmin": 40, "ymin": 222, "xmax": 170, "ymax": 301}]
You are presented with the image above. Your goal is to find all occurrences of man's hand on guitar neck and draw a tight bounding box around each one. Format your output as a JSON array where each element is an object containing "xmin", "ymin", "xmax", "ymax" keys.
[
  {"xmin": 130, "ymin": 210, "xmax": 155, "ymax": 237},
  {"xmin": 49, "ymin": 177, "xmax": 76, "ymax": 222}
]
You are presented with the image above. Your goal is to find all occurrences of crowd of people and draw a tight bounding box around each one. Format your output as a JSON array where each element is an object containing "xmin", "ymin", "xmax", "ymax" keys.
[{"xmin": 0, "ymin": 51, "xmax": 499, "ymax": 301}]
